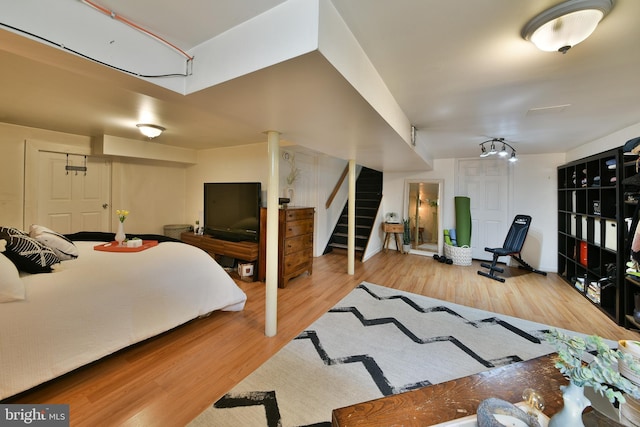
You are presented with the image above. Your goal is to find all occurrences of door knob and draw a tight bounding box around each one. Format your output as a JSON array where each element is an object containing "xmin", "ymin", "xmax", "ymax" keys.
[{"xmin": 102, "ymin": 203, "xmax": 109, "ymax": 209}]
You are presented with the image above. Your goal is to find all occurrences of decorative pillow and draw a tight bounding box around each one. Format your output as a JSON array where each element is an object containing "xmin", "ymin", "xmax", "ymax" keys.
[
  {"xmin": 29, "ymin": 224, "xmax": 79, "ymax": 261},
  {"xmin": 0, "ymin": 243, "xmax": 25, "ymax": 302},
  {"xmin": 0, "ymin": 227, "xmax": 60, "ymax": 273}
]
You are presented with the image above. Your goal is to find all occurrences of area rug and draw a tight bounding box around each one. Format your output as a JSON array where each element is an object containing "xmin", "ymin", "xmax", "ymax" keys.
[{"xmin": 189, "ymin": 282, "xmax": 563, "ymax": 427}]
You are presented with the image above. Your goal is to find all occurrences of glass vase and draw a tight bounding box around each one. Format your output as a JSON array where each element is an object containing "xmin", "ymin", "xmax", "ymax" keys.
[
  {"xmin": 115, "ymin": 222, "xmax": 126, "ymax": 246},
  {"xmin": 549, "ymin": 382, "xmax": 590, "ymax": 427}
]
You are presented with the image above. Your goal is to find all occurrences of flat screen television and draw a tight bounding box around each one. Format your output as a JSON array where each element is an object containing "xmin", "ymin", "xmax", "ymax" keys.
[{"xmin": 203, "ymin": 182, "xmax": 261, "ymax": 242}]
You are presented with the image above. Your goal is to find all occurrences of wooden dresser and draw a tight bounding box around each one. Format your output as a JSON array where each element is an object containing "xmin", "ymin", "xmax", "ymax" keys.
[{"xmin": 259, "ymin": 207, "xmax": 314, "ymax": 287}]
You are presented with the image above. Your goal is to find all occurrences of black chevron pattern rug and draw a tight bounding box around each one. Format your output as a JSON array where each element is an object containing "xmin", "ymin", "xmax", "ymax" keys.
[{"xmin": 189, "ymin": 282, "xmax": 561, "ymax": 427}]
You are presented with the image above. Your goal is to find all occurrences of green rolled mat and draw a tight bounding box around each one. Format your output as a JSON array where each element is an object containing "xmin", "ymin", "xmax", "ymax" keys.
[{"xmin": 455, "ymin": 196, "xmax": 472, "ymax": 247}]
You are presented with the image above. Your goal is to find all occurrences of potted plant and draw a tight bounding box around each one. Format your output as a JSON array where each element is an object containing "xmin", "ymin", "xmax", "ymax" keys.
[
  {"xmin": 402, "ymin": 218, "xmax": 411, "ymax": 253},
  {"xmin": 545, "ymin": 329, "xmax": 640, "ymax": 426}
]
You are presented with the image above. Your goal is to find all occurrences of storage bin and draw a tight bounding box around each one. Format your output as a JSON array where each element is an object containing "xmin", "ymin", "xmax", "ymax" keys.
[
  {"xmin": 580, "ymin": 241, "xmax": 588, "ymax": 266},
  {"xmin": 164, "ymin": 224, "xmax": 192, "ymax": 240},
  {"xmin": 444, "ymin": 244, "xmax": 472, "ymax": 266},
  {"xmin": 605, "ymin": 220, "xmax": 617, "ymax": 251}
]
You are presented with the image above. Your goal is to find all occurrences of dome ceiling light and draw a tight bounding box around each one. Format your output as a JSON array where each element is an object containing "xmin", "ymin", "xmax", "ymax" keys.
[
  {"xmin": 521, "ymin": 0, "xmax": 613, "ymax": 54},
  {"xmin": 136, "ymin": 124, "xmax": 165, "ymax": 139}
]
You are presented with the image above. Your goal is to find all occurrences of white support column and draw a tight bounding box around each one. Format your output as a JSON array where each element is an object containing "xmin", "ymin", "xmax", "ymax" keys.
[
  {"xmin": 265, "ymin": 131, "xmax": 280, "ymax": 337},
  {"xmin": 347, "ymin": 159, "xmax": 356, "ymax": 275}
]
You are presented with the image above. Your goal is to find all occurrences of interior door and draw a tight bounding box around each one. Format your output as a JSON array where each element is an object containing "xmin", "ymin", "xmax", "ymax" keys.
[
  {"xmin": 37, "ymin": 152, "xmax": 111, "ymax": 233},
  {"xmin": 456, "ymin": 159, "xmax": 510, "ymax": 261}
]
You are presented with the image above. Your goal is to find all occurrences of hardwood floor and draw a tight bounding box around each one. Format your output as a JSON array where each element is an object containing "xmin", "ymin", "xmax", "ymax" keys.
[{"xmin": 6, "ymin": 250, "xmax": 640, "ymax": 426}]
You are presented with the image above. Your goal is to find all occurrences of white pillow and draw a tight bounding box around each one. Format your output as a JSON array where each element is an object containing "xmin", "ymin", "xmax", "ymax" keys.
[
  {"xmin": 0, "ymin": 249, "xmax": 25, "ymax": 303},
  {"xmin": 29, "ymin": 224, "xmax": 79, "ymax": 261}
]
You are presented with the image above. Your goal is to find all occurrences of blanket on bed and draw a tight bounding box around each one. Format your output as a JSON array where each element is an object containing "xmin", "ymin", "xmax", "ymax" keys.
[{"xmin": 0, "ymin": 238, "xmax": 247, "ymax": 400}]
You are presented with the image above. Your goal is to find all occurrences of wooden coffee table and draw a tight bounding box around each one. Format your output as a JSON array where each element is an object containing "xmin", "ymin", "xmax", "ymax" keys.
[{"xmin": 332, "ymin": 354, "xmax": 567, "ymax": 427}]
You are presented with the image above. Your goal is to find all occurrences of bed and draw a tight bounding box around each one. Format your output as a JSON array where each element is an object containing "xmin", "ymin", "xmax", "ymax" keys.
[{"xmin": 0, "ymin": 229, "xmax": 247, "ymax": 400}]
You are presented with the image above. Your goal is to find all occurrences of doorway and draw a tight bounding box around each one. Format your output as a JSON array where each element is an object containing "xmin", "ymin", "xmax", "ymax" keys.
[
  {"xmin": 404, "ymin": 179, "xmax": 443, "ymax": 255},
  {"xmin": 36, "ymin": 152, "xmax": 111, "ymax": 233},
  {"xmin": 456, "ymin": 158, "xmax": 511, "ymax": 261},
  {"xmin": 24, "ymin": 140, "xmax": 112, "ymax": 233}
]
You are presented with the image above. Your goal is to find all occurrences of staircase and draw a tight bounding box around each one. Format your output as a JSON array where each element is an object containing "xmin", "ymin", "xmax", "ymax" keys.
[{"xmin": 324, "ymin": 167, "xmax": 383, "ymax": 258}]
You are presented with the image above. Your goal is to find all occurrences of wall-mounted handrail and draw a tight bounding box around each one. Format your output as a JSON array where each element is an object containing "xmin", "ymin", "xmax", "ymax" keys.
[{"xmin": 325, "ymin": 164, "xmax": 350, "ymax": 209}]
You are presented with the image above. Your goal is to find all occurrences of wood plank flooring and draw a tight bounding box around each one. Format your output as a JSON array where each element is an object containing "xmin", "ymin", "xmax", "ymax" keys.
[{"xmin": 5, "ymin": 251, "xmax": 640, "ymax": 426}]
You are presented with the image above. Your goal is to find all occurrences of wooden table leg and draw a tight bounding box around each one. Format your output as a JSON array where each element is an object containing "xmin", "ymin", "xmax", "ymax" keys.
[{"xmin": 395, "ymin": 233, "xmax": 403, "ymax": 253}]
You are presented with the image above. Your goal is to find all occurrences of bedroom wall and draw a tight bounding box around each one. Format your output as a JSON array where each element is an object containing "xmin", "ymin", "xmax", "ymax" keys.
[{"xmin": 110, "ymin": 158, "xmax": 188, "ymax": 235}]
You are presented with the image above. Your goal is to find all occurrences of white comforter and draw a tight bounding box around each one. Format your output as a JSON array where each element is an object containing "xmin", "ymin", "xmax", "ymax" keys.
[{"xmin": 0, "ymin": 241, "xmax": 247, "ymax": 399}]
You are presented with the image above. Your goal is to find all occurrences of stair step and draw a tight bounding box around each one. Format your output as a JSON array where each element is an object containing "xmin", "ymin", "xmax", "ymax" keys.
[
  {"xmin": 329, "ymin": 243, "xmax": 364, "ymax": 251},
  {"xmin": 333, "ymin": 232, "xmax": 370, "ymax": 239},
  {"xmin": 335, "ymin": 225, "xmax": 371, "ymax": 232}
]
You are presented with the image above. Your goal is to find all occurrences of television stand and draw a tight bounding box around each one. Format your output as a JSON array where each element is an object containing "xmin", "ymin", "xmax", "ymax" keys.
[{"xmin": 180, "ymin": 232, "xmax": 259, "ymax": 279}]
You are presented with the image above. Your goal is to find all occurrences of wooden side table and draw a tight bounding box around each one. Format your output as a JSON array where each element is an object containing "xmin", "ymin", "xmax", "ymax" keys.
[{"xmin": 382, "ymin": 222, "xmax": 404, "ymax": 253}]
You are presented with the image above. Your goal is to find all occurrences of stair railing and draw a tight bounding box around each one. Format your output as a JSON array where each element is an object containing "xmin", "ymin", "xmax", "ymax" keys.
[{"xmin": 325, "ymin": 164, "xmax": 350, "ymax": 209}]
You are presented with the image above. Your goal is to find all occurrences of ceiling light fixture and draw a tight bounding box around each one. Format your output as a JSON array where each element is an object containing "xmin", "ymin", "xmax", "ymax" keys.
[
  {"xmin": 499, "ymin": 143, "xmax": 509, "ymax": 157},
  {"xmin": 521, "ymin": 0, "xmax": 613, "ymax": 54},
  {"xmin": 488, "ymin": 141, "xmax": 498, "ymax": 156},
  {"xmin": 479, "ymin": 138, "xmax": 517, "ymax": 162},
  {"xmin": 136, "ymin": 123, "xmax": 165, "ymax": 139}
]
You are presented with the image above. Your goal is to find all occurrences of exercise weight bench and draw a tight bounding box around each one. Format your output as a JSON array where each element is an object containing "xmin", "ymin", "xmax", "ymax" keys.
[{"xmin": 477, "ymin": 214, "xmax": 547, "ymax": 283}]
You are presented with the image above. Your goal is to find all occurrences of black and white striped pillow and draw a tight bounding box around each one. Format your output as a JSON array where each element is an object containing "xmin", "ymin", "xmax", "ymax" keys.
[{"xmin": 0, "ymin": 227, "xmax": 60, "ymax": 273}]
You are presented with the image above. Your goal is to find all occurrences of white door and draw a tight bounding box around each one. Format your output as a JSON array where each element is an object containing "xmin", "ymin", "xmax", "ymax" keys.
[
  {"xmin": 37, "ymin": 152, "xmax": 111, "ymax": 233},
  {"xmin": 456, "ymin": 159, "xmax": 510, "ymax": 261}
]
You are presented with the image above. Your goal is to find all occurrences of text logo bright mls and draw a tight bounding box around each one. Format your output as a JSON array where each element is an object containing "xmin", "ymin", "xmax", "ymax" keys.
[{"xmin": 1, "ymin": 405, "xmax": 69, "ymax": 426}]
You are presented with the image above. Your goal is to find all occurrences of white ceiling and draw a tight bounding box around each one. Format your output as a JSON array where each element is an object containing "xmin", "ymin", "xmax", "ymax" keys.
[{"xmin": 1, "ymin": 0, "xmax": 639, "ymax": 171}]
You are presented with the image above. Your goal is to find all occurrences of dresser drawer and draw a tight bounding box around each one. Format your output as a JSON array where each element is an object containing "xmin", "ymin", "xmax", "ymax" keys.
[
  {"xmin": 284, "ymin": 219, "xmax": 314, "ymax": 238},
  {"xmin": 284, "ymin": 234, "xmax": 313, "ymax": 254},
  {"xmin": 283, "ymin": 249, "xmax": 313, "ymax": 275},
  {"xmin": 284, "ymin": 208, "xmax": 314, "ymax": 222}
]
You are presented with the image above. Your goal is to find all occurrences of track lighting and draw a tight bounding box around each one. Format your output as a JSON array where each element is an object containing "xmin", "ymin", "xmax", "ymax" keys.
[{"xmin": 479, "ymin": 138, "xmax": 517, "ymax": 162}]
